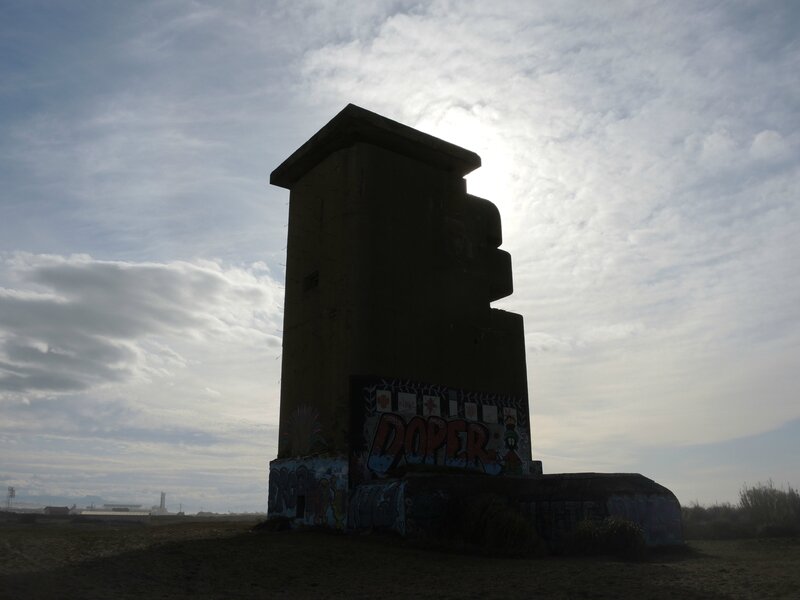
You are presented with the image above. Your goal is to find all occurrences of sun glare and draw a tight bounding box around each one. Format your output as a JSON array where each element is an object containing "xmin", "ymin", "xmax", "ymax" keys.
[{"xmin": 415, "ymin": 105, "xmax": 519, "ymax": 238}]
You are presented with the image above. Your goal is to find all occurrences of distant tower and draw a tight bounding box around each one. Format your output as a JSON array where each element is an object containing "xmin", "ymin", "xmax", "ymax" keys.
[{"xmin": 160, "ymin": 492, "xmax": 166, "ymax": 512}]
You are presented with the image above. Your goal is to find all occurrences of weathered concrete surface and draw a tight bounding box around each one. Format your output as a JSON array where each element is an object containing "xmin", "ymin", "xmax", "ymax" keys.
[
  {"xmin": 271, "ymin": 104, "xmax": 529, "ymax": 460},
  {"xmin": 267, "ymin": 104, "xmax": 682, "ymax": 548},
  {"xmin": 344, "ymin": 472, "xmax": 682, "ymax": 547},
  {"xmin": 403, "ymin": 471, "xmax": 683, "ymax": 547}
]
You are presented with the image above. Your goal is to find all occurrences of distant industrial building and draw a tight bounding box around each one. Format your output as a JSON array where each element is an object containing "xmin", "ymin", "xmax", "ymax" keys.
[
  {"xmin": 43, "ymin": 506, "xmax": 70, "ymax": 515},
  {"xmin": 150, "ymin": 492, "xmax": 168, "ymax": 515},
  {"xmin": 78, "ymin": 492, "xmax": 169, "ymax": 517}
]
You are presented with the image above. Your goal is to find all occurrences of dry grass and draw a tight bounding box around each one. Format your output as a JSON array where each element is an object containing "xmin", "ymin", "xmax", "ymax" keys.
[
  {"xmin": 1, "ymin": 518, "xmax": 799, "ymax": 599},
  {"xmin": 683, "ymin": 481, "xmax": 800, "ymax": 540}
]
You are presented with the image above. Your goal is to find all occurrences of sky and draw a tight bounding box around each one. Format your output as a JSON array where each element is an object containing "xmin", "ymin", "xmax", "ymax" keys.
[{"xmin": 1, "ymin": 1, "xmax": 798, "ymax": 513}]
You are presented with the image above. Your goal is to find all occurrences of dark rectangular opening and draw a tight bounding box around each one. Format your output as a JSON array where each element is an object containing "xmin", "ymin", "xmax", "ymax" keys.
[
  {"xmin": 296, "ymin": 495, "xmax": 306, "ymax": 519},
  {"xmin": 303, "ymin": 270, "xmax": 319, "ymax": 291}
]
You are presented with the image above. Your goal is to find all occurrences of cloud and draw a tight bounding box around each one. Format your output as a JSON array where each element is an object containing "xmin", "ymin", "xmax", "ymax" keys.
[
  {"xmin": 297, "ymin": 0, "xmax": 800, "ymax": 452},
  {"xmin": 0, "ymin": 253, "xmax": 283, "ymax": 397},
  {"xmin": 1, "ymin": 0, "xmax": 798, "ymax": 507},
  {"xmin": 0, "ymin": 253, "xmax": 284, "ymax": 511},
  {"xmin": 750, "ymin": 129, "xmax": 790, "ymax": 161}
]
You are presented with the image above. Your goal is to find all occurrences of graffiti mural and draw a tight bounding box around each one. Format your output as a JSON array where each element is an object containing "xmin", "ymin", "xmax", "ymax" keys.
[
  {"xmin": 268, "ymin": 457, "xmax": 347, "ymax": 529},
  {"xmin": 348, "ymin": 481, "xmax": 406, "ymax": 534},
  {"xmin": 281, "ymin": 405, "xmax": 326, "ymax": 456},
  {"xmin": 368, "ymin": 414, "xmax": 495, "ymax": 472},
  {"xmin": 355, "ymin": 378, "xmax": 531, "ymax": 478}
]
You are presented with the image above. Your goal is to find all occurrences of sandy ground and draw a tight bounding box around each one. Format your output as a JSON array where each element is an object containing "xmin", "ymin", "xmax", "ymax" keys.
[{"xmin": 1, "ymin": 519, "xmax": 799, "ymax": 599}]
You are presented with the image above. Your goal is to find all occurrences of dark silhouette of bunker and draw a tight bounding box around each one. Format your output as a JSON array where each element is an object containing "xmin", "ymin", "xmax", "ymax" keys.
[{"xmin": 268, "ymin": 105, "xmax": 682, "ymax": 547}]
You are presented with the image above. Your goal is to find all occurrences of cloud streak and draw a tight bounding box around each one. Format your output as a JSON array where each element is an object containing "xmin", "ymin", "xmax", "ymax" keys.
[
  {"xmin": 0, "ymin": 252, "xmax": 284, "ymax": 511},
  {"xmin": 298, "ymin": 0, "xmax": 800, "ymax": 444},
  {"xmin": 0, "ymin": 253, "xmax": 282, "ymax": 397}
]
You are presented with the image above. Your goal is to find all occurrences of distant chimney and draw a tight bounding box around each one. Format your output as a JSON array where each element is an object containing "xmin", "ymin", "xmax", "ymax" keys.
[{"xmin": 160, "ymin": 492, "xmax": 166, "ymax": 510}]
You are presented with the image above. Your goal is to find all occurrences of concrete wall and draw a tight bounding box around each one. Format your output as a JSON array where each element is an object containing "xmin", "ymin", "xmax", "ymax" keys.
[
  {"xmin": 401, "ymin": 472, "xmax": 683, "ymax": 547},
  {"xmin": 276, "ymin": 137, "xmax": 528, "ymax": 460}
]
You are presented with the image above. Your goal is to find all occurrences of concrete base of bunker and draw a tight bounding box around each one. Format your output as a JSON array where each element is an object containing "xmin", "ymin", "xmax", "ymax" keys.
[
  {"xmin": 346, "ymin": 472, "xmax": 683, "ymax": 548},
  {"xmin": 268, "ymin": 456, "xmax": 683, "ymax": 548}
]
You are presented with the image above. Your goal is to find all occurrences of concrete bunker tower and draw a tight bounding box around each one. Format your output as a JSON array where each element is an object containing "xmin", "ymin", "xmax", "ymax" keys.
[
  {"xmin": 271, "ymin": 104, "xmax": 531, "ymax": 471},
  {"xmin": 268, "ymin": 105, "xmax": 682, "ymax": 547}
]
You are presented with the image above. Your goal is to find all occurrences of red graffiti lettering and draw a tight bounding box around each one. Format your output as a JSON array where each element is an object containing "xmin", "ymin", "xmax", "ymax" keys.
[
  {"xmin": 425, "ymin": 416, "xmax": 448, "ymax": 462},
  {"xmin": 445, "ymin": 419, "xmax": 467, "ymax": 461},
  {"xmin": 370, "ymin": 413, "xmax": 405, "ymax": 459},
  {"xmin": 405, "ymin": 416, "xmax": 427, "ymax": 458},
  {"xmin": 466, "ymin": 423, "xmax": 493, "ymax": 466},
  {"xmin": 368, "ymin": 413, "xmax": 497, "ymax": 473}
]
